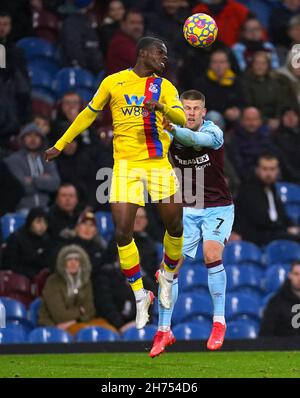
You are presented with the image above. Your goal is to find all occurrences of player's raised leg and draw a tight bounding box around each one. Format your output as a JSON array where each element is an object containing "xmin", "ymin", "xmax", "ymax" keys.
[
  {"xmin": 156, "ymin": 198, "xmax": 183, "ymax": 309},
  {"xmin": 110, "ymin": 202, "xmax": 154, "ymax": 329}
]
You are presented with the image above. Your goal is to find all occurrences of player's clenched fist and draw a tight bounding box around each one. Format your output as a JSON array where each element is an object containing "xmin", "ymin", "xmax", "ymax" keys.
[
  {"xmin": 44, "ymin": 146, "xmax": 61, "ymax": 161},
  {"xmin": 144, "ymin": 99, "xmax": 164, "ymax": 112}
]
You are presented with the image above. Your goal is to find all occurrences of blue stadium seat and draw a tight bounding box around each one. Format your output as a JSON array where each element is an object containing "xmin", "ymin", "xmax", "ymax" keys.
[
  {"xmin": 223, "ymin": 241, "xmax": 262, "ymax": 266},
  {"xmin": 28, "ymin": 298, "xmax": 41, "ymax": 326},
  {"xmin": 264, "ymin": 265, "xmax": 289, "ymax": 294},
  {"xmin": 226, "ymin": 293, "xmax": 261, "ymax": 321},
  {"xmin": 1, "ymin": 213, "xmax": 26, "ymax": 240},
  {"xmin": 122, "ymin": 325, "xmax": 157, "ymax": 341},
  {"xmin": 28, "ymin": 59, "xmax": 60, "ymax": 78},
  {"xmin": 276, "ymin": 182, "xmax": 300, "ymax": 205},
  {"xmin": 230, "ymin": 288, "xmax": 263, "ymax": 303},
  {"xmin": 76, "ymin": 326, "xmax": 119, "ymax": 342},
  {"xmin": 95, "ymin": 211, "xmax": 114, "ymax": 240},
  {"xmin": 226, "ymin": 320, "xmax": 259, "ymax": 339},
  {"xmin": 53, "ymin": 67, "xmax": 96, "ymax": 98},
  {"xmin": 173, "ymin": 322, "xmax": 211, "ymax": 340},
  {"xmin": 95, "ymin": 70, "xmax": 106, "ymax": 86},
  {"xmin": 172, "ymin": 293, "xmax": 212, "ymax": 325},
  {"xmin": 285, "ymin": 203, "xmax": 300, "ymax": 225},
  {"xmin": 28, "ymin": 327, "xmax": 73, "ymax": 343},
  {"xmin": 155, "ymin": 242, "xmax": 164, "ymax": 260},
  {"xmin": 265, "ymin": 240, "xmax": 300, "ymax": 265},
  {"xmin": 226, "ymin": 265, "xmax": 264, "ymax": 292},
  {"xmin": 179, "ymin": 266, "xmax": 207, "ymax": 292},
  {"xmin": 0, "ymin": 297, "xmax": 27, "ymax": 323},
  {"xmin": 0, "ymin": 328, "xmax": 27, "ymax": 344},
  {"xmin": 28, "ymin": 67, "xmax": 54, "ymax": 94},
  {"xmin": 238, "ymin": 0, "xmax": 275, "ymax": 27},
  {"xmin": 261, "ymin": 292, "xmax": 275, "ymax": 309},
  {"xmin": 74, "ymin": 88, "xmax": 94, "ymax": 103},
  {"xmin": 17, "ymin": 37, "xmax": 57, "ymax": 61},
  {"xmin": 5, "ymin": 322, "xmax": 29, "ymax": 341}
]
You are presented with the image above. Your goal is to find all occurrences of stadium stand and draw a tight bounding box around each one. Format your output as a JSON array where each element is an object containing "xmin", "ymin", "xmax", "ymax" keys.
[{"xmin": 1, "ymin": 0, "xmax": 300, "ymax": 345}]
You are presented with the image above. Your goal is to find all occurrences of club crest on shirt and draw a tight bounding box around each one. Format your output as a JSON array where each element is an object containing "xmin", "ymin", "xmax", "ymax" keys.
[{"xmin": 148, "ymin": 83, "xmax": 159, "ymax": 94}]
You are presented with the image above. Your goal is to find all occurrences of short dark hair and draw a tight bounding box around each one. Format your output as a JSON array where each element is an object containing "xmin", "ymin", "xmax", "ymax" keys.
[
  {"xmin": 0, "ymin": 11, "xmax": 11, "ymax": 18},
  {"xmin": 136, "ymin": 36, "xmax": 164, "ymax": 56},
  {"xmin": 123, "ymin": 8, "xmax": 143, "ymax": 22},
  {"xmin": 57, "ymin": 183, "xmax": 78, "ymax": 195},
  {"xmin": 256, "ymin": 152, "xmax": 279, "ymax": 165},
  {"xmin": 291, "ymin": 261, "xmax": 300, "ymax": 271},
  {"xmin": 180, "ymin": 90, "xmax": 205, "ymax": 105}
]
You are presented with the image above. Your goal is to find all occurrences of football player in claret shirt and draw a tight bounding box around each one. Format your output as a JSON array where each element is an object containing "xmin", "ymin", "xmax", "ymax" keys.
[
  {"xmin": 150, "ymin": 90, "xmax": 234, "ymax": 357},
  {"xmin": 45, "ymin": 37, "xmax": 186, "ymax": 330}
]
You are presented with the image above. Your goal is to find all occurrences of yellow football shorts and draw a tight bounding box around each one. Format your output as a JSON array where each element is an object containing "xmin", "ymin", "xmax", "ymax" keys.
[{"xmin": 109, "ymin": 158, "xmax": 180, "ymax": 206}]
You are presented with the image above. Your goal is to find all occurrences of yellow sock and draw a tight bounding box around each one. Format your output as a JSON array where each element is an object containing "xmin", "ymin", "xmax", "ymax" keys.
[
  {"xmin": 118, "ymin": 239, "xmax": 144, "ymax": 291},
  {"xmin": 163, "ymin": 231, "xmax": 183, "ymax": 273}
]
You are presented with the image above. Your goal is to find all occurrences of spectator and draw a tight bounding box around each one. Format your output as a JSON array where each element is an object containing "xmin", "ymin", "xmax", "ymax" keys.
[
  {"xmin": 194, "ymin": 49, "xmax": 243, "ymax": 122},
  {"xmin": 55, "ymin": 141, "xmax": 95, "ymax": 205},
  {"xmin": 4, "ymin": 123, "xmax": 60, "ymax": 213},
  {"xmin": 0, "ymin": 11, "xmax": 31, "ymax": 127},
  {"xmin": 269, "ymin": 0, "xmax": 300, "ymax": 47},
  {"xmin": 229, "ymin": 107, "xmax": 276, "ymax": 180},
  {"xmin": 99, "ymin": 0, "xmax": 126, "ymax": 55},
  {"xmin": 277, "ymin": 50, "xmax": 300, "ymax": 106},
  {"xmin": 47, "ymin": 183, "xmax": 81, "ymax": 242},
  {"xmin": 233, "ymin": 153, "xmax": 300, "ymax": 245},
  {"xmin": 240, "ymin": 51, "xmax": 297, "ymax": 127},
  {"xmin": 30, "ymin": 0, "xmax": 60, "ymax": 43},
  {"xmin": 276, "ymin": 15, "xmax": 300, "ymax": 65},
  {"xmin": 178, "ymin": 41, "xmax": 239, "ymax": 94},
  {"xmin": 51, "ymin": 92, "xmax": 95, "ymax": 148},
  {"xmin": 192, "ymin": 0, "xmax": 250, "ymax": 47},
  {"xmin": 1, "ymin": 207, "xmax": 52, "ymax": 279},
  {"xmin": 232, "ymin": 17, "xmax": 280, "ymax": 71},
  {"xmin": 0, "ymin": 160, "xmax": 24, "ymax": 217},
  {"xmin": 72, "ymin": 210, "xmax": 107, "ymax": 276},
  {"xmin": 0, "ymin": 0, "xmax": 33, "ymax": 41},
  {"xmin": 93, "ymin": 260, "xmax": 137, "ymax": 332},
  {"xmin": 273, "ymin": 107, "xmax": 300, "ymax": 183},
  {"xmin": 146, "ymin": 0, "xmax": 191, "ymax": 80},
  {"xmin": 39, "ymin": 244, "xmax": 116, "ymax": 335},
  {"xmin": 33, "ymin": 114, "xmax": 51, "ymax": 142},
  {"xmin": 60, "ymin": 0, "xmax": 103, "ymax": 74},
  {"xmin": 94, "ymin": 207, "xmax": 158, "ymax": 330},
  {"xmin": 106, "ymin": 9, "xmax": 144, "ymax": 74},
  {"xmin": 260, "ymin": 261, "xmax": 300, "ymax": 337}
]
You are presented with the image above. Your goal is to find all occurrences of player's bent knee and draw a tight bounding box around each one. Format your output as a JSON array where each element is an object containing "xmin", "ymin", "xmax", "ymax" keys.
[
  {"xmin": 115, "ymin": 229, "xmax": 133, "ymax": 247},
  {"xmin": 167, "ymin": 218, "xmax": 183, "ymax": 237},
  {"xmin": 203, "ymin": 242, "xmax": 224, "ymax": 265}
]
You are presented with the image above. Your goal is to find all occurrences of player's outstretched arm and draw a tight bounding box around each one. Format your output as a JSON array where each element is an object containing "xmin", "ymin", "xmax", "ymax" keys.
[
  {"xmin": 166, "ymin": 124, "xmax": 223, "ymax": 150},
  {"xmin": 44, "ymin": 107, "xmax": 98, "ymax": 161}
]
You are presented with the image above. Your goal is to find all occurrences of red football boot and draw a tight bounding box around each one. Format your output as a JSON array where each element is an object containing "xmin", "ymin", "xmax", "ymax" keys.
[
  {"xmin": 207, "ymin": 322, "xmax": 226, "ymax": 351},
  {"xmin": 149, "ymin": 330, "xmax": 176, "ymax": 358}
]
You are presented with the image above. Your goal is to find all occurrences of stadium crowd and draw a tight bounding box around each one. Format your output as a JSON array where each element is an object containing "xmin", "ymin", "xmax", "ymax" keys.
[{"xmin": 1, "ymin": 0, "xmax": 300, "ymax": 341}]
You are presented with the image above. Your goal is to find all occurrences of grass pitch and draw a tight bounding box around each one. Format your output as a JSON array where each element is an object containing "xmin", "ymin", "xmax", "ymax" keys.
[{"xmin": 0, "ymin": 352, "xmax": 299, "ymax": 378}]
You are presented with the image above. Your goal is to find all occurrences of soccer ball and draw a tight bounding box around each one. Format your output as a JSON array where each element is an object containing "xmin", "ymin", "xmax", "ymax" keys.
[{"xmin": 183, "ymin": 13, "xmax": 218, "ymax": 48}]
